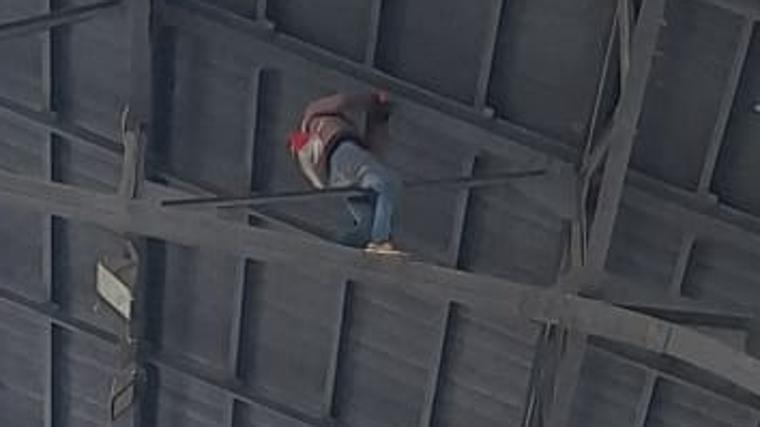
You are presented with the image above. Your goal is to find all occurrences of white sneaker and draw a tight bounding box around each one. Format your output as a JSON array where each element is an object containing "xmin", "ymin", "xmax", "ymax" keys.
[{"xmin": 364, "ymin": 241, "xmax": 405, "ymax": 256}]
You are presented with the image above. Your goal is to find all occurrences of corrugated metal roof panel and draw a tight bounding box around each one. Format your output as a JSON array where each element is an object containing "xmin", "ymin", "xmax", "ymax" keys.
[
  {"xmin": 158, "ymin": 245, "xmax": 240, "ymax": 373},
  {"xmin": 268, "ymin": 0, "xmax": 371, "ymax": 62},
  {"xmin": 0, "ymin": 300, "xmax": 45, "ymax": 427},
  {"xmin": 683, "ymin": 239, "xmax": 760, "ymax": 310},
  {"xmin": 607, "ymin": 204, "xmax": 683, "ymax": 294},
  {"xmin": 648, "ymin": 379, "xmax": 756, "ymax": 427},
  {"xmin": 335, "ymin": 282, "xmax": 439, "ymax": 425},
  {"xmin": 375, "ymin": 0, "xmax": 498, "ymax": 103},
  {"xmin": 155, "ymin": 369, "xmax": 227, "ymax": 427},
  {"xmin": 713, "ymin": 27, "xmax": 760, "ymax": 215},
  {"xmin": 166, "ymin": 32, "xmax": 258, "ymax": 194},
  {"xmin": 56, "ymin": 326, "xmax": 119, "ymax": 427},
  {"xmin": 488, "ymin": 0, "xmax": 617, "ymax": 145},
  {"xmin": 239, "ymin": 263, "xmax": 342, "ymax": 415},
  {"xmin": 0, "ymin": 202, "xmax": 45, "ymax": 301},
  {"xmin": 435, "ymin": 310, "xmax": 539, "ymax": 426},
  {"xmin": 632, "ymin": 0, "xmax": 745, "ymax": 190},
  {"xmin": 570, "ymin": 347, "xmax": 647, "ymax": 427}
]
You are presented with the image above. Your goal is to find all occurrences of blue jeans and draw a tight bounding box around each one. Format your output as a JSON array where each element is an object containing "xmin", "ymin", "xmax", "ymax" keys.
[{"xmin": 328, "ymin": 141, "xmax": 400, "ymax": 247}]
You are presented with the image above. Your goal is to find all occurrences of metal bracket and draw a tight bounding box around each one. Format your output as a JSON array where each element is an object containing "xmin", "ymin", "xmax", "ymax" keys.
[
  {"xmin": 96, "ymin": 240, "xmax": 139, "ymax": 320},
  {"xmin": 109, "ymin": 364, "xmax": 139, "ymax": 422},
  {"xmin": 118, "ymin": 105, "xmax": 147, "ymax": 200}
]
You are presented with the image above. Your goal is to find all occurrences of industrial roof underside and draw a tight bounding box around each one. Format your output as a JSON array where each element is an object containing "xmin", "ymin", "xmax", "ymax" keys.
[{"xmin": 1, "ymin": 0, "xmax": 760, "ymax": 426}]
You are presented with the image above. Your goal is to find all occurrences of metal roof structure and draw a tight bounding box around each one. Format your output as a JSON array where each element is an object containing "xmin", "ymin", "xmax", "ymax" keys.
[{"xmin": 0, "ymin": 0, "xmax": 760, "ymax": 426}]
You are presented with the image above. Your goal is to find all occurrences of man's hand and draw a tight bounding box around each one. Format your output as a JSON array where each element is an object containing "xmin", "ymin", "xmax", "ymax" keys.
[
  {"xmin": 372, "ymin": 90, "xmax": 391, "ymax": 122},
  {"xmin": 375, "ymin": 90, "xmax": 390, "ymax": 105}
]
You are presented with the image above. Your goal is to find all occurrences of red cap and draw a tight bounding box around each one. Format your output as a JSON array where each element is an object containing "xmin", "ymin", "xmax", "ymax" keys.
[{"xmin": 288, "ymin": 131, "xmax": 310, "ymax": 154}]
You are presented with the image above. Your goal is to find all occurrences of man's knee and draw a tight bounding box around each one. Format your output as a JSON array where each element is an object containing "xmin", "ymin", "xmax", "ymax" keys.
[{"xmin": 374, "ymin": 173, "xmax": 401, "ymax": 201}]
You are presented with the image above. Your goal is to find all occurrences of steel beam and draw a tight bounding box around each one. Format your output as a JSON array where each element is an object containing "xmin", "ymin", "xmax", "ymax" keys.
[
  {"xmin": 128, "ymin": 0, "xmax": 153, "ymax": 125},
  {"xmin": 624, "ymin": 173, "xmax": 760, "ymax": 256},
  {"xmin": 697, "ymin": 18, "xmax": 754, "ymax": 193},
  {"xmin": 363, "ymin": 0, "xmax": 383, "ymax": 65},
  {"xmin": 618, "ymin": 0, "xmax": 632, "ymax": 94},
  {"xmin": 474, "ymin": 0, "xmax": 505, "ymax": 109},
  {"xmin": 669, "ymin": 233, "xmax": 695, "ymax": 296},
  {"xmin": 0, "ymin": 285, "xmax": 119, "ymax": 344},
  {"xmin": 156, "ymin": 173, "xmax": 313, "ymax": 236},
  {"xmin": 709, "ymin": 0, "xmax": 760, "ymax": 20},
  {"xmin": 586, "ymin": 0, "xmax": 665, "ymax": 272},
  {"xmin": 4, "ymin": 170, "xmax": 760, "ymax": 409},
  {"xmin": 41, "ymin": 0, "xmax": 57, "ymax": 426},
  {"xmin": 149, "ymin": 353, "xmax": 332, "ymax": 426},
  {"xmin": 127, "ymin": 0, "xmax": 154, "ymax": 424},
  {"xmin": 256, "ymin": 0, "xmax": 267, "ymax": 21},
  {"xmin": 445, "ymin": 154, "xmax": 477, "ymax": 268},
  {"xmin": 633, "ymin": 373, "xmax": 657, "ymax": 427},
  {"xmin": 582, "ymin": 13, "xmax": 618, "ymax": 164},
  {"xmin": 245, "ymin": 67, "xmax": 263, "ymax": 193},
  {"xmin": 601, "ymin": 292, "xmax": 752, "ymax": 329},
  {"xmin": 161, "ymin": 169, "xmax": 546, "ymax": 208},
  {"xmin": 521, "ymin": 324, "xmax": 557, "ymax": 427},
  {"xmin": 222, "ymin": 64, "xmax": 265, "ymax": 427},
  {"xmin": 0, "ymin": 94, "xmax": 117, "ymax": 155},
  {"xmin": 591, "ymin": 272, "xmax": 755, "ymax": 328},
  {"xmin": 548, "ymin": 6, "xmax": 619, "ymax": 408},
  {"xmin": 322, "ymin": 281, "xmax": 351, "ymax": 418},
  {"xmin": 418, "ymin": 302, "xmax": 454, "ymax": 427},
  {"xmin": 43, "ymin": 320, "xmax": 56, "ymax": 427},
  {"xmin": 225, "ymin": 258, "xmax": 249, "ymax": 427},
  {"xmin": 0, "ymin": 0, "xmax": 120, "ymax": 41},
  {"xmin": 0, "ymin": 94, "xmax": 312, "ymax": 237},
  {"xmin": 545, "ymin": 332, "xmax": 588, "ymax": 427}
]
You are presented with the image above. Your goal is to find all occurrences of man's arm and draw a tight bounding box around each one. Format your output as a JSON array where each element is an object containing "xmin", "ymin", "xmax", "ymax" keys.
[
  {"xmin": 297, "ymin": 149, "xmax": 325, "ymax": 189},
  {"xmin": 301, "ymin": 92, "xmax": 385, "ymax": 130}
]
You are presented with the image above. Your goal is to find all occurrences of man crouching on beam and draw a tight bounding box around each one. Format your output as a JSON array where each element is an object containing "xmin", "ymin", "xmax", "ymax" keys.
[{"xmin": 288, "ymin": 91, "xmax": 403, "ymax": 255}]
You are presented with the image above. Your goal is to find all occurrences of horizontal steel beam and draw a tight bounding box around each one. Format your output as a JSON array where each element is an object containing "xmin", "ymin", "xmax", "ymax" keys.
[
  {"xmin": 0, "ymin": 94, "xmax": 314, "ymax": 238},
  {"xmin": 149, "ymin": 353, "xmax": 331, "ymax": 426},
  {"xmin": 710, "ymin": 0, "xmax": 760, "ymax": 20},
  {"xmin": 590, "ymin": 273, "xmax": 755, "ymax": 329},
  {"xmin": 161, "ymin": 169, "xmax": 547, "ymax": 208},
  {"xmin": 0, "ymin": 284, "xmax": 119, "ymax": 344},
  {"xmin": 625, "ymin": 173, "xmax": 760, "ymax": 255},
  {"xmin": 609, "ymin": 298, "xmax": 752, "ymax": 329},
  {"xmin": 2, "ymin": 169, "xmax": 760, "ymax": 409},
  {"xmin": 0, "ymin": 0, "xmax": 121, "ymax": 41}
]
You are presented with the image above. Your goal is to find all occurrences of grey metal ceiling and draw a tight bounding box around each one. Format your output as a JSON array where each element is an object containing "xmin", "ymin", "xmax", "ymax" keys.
[{"xmin": 0, "ymin": 0, "xmax": 759, "ymax": 426}]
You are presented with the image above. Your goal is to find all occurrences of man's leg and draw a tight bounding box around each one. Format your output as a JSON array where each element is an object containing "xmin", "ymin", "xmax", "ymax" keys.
[
  {"xmin": 338, "ymin": 195, "xmax": 374, "ymax": 247},
  {"xmin": 328, "ymin": 141, "xmax": 401, "ymax": 248},
  {"xmin": 329, "ymin": 143, "xmax": 372, "ymax": 247},
  {"xmin": 360, "ymin": 166, "xmax": 401, "ymax": 244}
]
